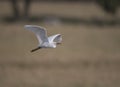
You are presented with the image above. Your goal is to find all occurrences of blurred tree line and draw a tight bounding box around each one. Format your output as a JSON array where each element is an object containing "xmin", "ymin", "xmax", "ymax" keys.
[
  {"xmin": 8, "ymin": 0, "xmax": 120, "ymax": 19},
  {"xmin": 11, "ymin": 0, "xmax": 31, "ymax": 18},
  {"xmin": 96, "ymin": 0, "xmax": 120, "ymax": 14}
]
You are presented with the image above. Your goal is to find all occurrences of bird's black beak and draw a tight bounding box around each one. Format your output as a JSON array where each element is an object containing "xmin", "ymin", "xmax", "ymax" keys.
[{"xmin": 31, "ymin": 47, "xmax": 41, "ymax": 52}]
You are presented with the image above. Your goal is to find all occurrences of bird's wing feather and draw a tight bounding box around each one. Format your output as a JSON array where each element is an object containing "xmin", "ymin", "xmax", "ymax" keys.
[
  {"xmin": 48, "ymin": 34, "xmax": 62, "ymax": 43},
  {"xmin": 24, "ymin": 25, "xmax": 48, "ymax": 44}
]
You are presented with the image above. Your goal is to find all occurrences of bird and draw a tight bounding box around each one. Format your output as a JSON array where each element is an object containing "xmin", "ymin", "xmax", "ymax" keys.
[{"xmin": 24, "ymin": 25, "xmax": 62, "ymax": 52}]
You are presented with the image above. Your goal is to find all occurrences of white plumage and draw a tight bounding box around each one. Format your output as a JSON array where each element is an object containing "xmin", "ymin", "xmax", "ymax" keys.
[{"xmin": 24, "ymin": 25, "xmax": 62, "ymax": 52}]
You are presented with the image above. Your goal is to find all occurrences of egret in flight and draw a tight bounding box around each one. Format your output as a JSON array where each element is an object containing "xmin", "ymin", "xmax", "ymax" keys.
[{"xmin": 25, "ymin": 25, "xmax": 62, "ymax": 52}]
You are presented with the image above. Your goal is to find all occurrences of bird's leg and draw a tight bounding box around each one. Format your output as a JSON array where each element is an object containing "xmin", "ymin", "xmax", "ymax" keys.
[
  {"xmin": 57, "ymin": 43, "xmax": 61, "ymax": 45},
  {"xmin": 31, "ymin": 47, "xmax": 41, "ymax": 52}
]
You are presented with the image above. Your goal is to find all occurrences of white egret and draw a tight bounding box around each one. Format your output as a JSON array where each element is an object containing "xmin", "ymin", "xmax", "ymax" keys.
[{"xmin": 24, "ymin": 25, "xmax": 62, "ymax": 52}]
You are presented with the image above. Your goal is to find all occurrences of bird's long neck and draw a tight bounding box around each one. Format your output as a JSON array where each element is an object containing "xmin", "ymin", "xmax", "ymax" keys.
[{"xmin": 31, "ymin": 47, "xmax": 41, "ymax": 52}]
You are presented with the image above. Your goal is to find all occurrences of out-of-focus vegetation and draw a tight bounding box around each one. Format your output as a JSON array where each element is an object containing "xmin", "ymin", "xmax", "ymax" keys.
[{"xmin": 97, "ymin": 0, "xmax": 120, "ymax": 14}]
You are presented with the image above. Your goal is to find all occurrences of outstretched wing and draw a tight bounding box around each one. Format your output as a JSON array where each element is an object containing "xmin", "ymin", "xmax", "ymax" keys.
[
  {"xmin": 48, "ymin": 34, "xmax": 62, "ymax": 44},
  {"xmin": 24, "ymin": 25, "xmax": 48, "ymax": 45}
]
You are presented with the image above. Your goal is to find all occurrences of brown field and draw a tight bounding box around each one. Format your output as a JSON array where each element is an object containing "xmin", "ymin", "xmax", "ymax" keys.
[{"xmin": 0, "ymin": 2, "xmax": 120, "ymax": 87}]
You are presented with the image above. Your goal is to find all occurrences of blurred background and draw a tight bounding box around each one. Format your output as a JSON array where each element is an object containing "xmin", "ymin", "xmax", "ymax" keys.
[{"xmin": 0, "ymin": 0, "xmax": 120, "ymax": 87}]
